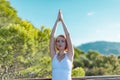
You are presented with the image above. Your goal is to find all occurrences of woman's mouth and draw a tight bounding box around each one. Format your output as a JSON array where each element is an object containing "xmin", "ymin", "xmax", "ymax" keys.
[{"xmin": 59, "ymin": 45, "xmax": 62, "ymax": 47}]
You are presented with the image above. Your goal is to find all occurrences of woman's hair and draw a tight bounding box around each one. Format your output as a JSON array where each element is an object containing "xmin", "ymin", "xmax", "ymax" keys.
[{"xmin": 55, "ymin": 35, "xmax": 68, "ymax": 51}]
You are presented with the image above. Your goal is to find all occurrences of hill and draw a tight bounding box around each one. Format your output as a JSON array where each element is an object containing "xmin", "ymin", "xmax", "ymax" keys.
[{"xmin": 78, "ymin": 41, "xmax": 120, "ymax": 56}]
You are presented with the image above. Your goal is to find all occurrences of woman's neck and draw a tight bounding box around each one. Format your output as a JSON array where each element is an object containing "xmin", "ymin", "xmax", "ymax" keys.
[{"xmin": 58, "ymin": 50, "xmax": 66, "ymax": 56}]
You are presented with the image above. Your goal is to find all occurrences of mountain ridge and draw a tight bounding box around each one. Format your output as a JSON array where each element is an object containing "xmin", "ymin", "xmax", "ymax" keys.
[{"xmin": 77, "ymin": 41, "xmax": 120, "ymax": 56}]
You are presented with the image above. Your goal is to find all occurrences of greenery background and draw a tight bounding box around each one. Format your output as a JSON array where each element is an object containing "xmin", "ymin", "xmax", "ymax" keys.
[{"xmin": 0, "ymin": 0, "xmax": 120, "ymax": 79}]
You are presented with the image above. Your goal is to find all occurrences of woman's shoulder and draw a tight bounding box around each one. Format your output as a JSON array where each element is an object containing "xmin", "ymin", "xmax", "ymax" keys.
[
  {"xmin": 66, "ymin": 52, "xmax": 73, "ymax": 62},
  {"xmin": 52, "ymin": 52, "xmax": 57, "ymax": 59}
]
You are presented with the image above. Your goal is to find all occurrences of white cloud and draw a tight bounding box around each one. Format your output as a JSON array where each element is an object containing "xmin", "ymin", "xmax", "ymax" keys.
[{"xmin": 87, "ymin": 12, "xmax": 95, "ymax": 16}]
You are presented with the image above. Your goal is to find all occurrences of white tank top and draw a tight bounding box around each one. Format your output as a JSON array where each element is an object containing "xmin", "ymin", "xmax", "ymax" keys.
[{"xmin": 52, "ymin": 53, "xmax": 72, "ymax": 80}]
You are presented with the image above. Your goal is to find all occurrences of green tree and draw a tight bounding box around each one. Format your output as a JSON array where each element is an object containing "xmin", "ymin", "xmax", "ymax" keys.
[
  {"xmin": 0, "ymin": 23, "xmax": 35, "ymax": 78},
  {"xmin": 0, "ymin": 22, "xmax": 51, "ymax": 78},
  {"xmin": 72, "ymin": 67, "xmax": 85, "ymax": 77},
  {"xmin": 18, "ymin": 23, "xmax": 51, "ymax": 78},
  {"xmin": 73, "ymin": 47, "xmax": 86, "ymax": 68},
  {"xmin": 0, "ymin": 0, "xmax": 21, "ymax": 28}
]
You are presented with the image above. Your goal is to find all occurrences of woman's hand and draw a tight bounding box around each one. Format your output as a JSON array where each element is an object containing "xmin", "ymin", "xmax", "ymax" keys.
[
  {"xmin": 56, "ymin": 9, "xmax": 63, "ymax": 22},
  {"xmin": 59, "ymin": 9, "xmax": 63, "ymax": 21}
]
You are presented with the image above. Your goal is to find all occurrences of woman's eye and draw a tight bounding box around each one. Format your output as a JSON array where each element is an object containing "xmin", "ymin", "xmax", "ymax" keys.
[{"xmin": 62, "ymin": 40, "xmax": 65, "ymax": 42}]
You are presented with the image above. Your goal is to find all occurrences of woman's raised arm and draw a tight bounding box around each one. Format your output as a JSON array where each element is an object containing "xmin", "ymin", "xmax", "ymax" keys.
[
  {"xmin": 49, "ymin": 12, "xmax": 60, "ymax": 58},
  {"xmin": 59, "ymin": 10, "xmax": 74, "ymax": 61}
]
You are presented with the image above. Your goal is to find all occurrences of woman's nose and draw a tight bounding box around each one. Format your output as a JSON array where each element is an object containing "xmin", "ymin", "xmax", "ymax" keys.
[{"xmin": 59, "ymin": 41, "xmax": 63, "ymax": 44}]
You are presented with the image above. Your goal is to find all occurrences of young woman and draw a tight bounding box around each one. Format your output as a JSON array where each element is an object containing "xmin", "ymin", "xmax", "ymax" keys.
[{"xmin": 50, "ymin": 10, "xmax": 74, "ymax": 80}]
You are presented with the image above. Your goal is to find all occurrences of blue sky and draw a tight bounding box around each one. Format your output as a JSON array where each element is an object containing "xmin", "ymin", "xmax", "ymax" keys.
[{"xmin": 9, "ymin": 0, "xmax": 120, "ymax": 46}]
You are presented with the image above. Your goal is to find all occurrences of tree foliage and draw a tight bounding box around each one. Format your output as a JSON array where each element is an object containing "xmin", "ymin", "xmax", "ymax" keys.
[
  {"xmin": 72, "ymin": 67, "xmax": 85, "ymax": 77},
  {"xmin": 73, "ymin": 47, "xmax": 120, "ymax": 76},
  {"xmin": 0, "ymin": 0, "xmax": 21, "ymax": 27},
  {"xmin": 0, "ymin": 21, "xmax": 51, "ymax": 79}
]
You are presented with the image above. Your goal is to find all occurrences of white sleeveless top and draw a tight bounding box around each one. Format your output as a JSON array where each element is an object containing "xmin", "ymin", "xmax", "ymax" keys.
[{"xmin": 52, "ymin": 53, "xmax": 72, "ymax": 80}]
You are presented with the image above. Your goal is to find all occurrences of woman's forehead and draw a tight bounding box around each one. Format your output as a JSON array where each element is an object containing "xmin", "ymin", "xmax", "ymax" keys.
[{"xmin": 56, "ymin": 36, "xmax": 65, "ymax": 40}]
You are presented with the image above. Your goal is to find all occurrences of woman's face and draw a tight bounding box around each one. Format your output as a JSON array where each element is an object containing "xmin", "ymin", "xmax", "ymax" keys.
[{"xmin": 56, "ymin": 36, "xmax": 66, "ymax": 51}]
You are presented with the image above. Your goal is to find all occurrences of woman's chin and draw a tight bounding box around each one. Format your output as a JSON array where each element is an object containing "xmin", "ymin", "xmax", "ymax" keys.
[{"xmin": 58, "ymin": 48, "xmax": 64, "ymax": 51}]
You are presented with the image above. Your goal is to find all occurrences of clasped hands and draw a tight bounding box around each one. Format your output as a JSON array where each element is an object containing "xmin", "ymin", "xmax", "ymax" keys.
[{"xmin": 56, "ymin": 9, "xmax": 64, "ymax": 23}]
